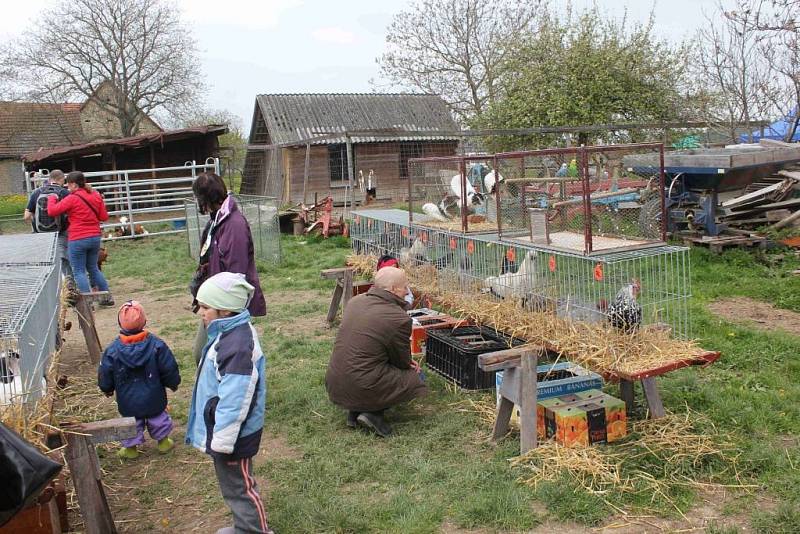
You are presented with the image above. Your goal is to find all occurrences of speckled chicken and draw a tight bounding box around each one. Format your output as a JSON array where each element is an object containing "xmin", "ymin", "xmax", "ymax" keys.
[{"xmin": 607, "ymin": 280, "xmax": 642, "ymax": 333}]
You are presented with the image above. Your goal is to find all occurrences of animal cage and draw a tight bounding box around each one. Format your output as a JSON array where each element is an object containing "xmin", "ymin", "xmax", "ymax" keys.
[
  {"xmin": 408, "ymin": 155, "xmax": 502, "ymax": 234},
  {"xmin": 0, "ymin": 234, "xmax": 61, "ymax": 408},
  {"xmin": 185, "ymin": 194, "xmax": 282, "ymax": 264},
  {"xmin": 349, "ymin": 209, "xmax": 690, "ymax": 338},
  {"xmin": 495, "ymin": 144, "xmax": 667, "ymax": 255}
]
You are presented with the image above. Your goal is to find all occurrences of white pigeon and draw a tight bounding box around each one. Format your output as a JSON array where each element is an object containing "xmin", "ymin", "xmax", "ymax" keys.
[{"xmin": 483, "ymin": 170, "xmax": 505, "ymax": 195}]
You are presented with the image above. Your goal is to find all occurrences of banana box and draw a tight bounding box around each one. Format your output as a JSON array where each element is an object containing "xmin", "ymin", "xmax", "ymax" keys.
[{"xmin": 543, "ymin": 390, "xmax": 627, "ymax": 446}]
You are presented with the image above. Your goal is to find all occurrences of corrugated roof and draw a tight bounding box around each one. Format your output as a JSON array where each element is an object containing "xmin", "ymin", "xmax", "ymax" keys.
[
  {"xmin": 22, "ymin": 125, "xmax": 228, "ymax": 164},
  {"xmin": 253, "ymin": 93, "xmax": 460, "ymax": 145},
  {"xmin": 0, "ymin": 102, "xmax": 85, "ymax": 157}
]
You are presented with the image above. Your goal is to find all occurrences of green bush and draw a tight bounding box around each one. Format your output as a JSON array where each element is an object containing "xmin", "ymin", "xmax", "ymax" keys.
[{"xmin": 0, "ymin": 194, "xmax": 28, "ymax": 217}]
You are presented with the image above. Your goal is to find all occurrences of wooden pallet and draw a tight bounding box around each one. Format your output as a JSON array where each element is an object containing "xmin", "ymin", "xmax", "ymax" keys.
[{"xmin": 682, "ymin": 234, "xmax": 767, "ymax": 253}]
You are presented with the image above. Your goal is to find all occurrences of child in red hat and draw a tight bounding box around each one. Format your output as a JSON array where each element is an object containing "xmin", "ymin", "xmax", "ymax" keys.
[{"xmin": 98, "ymin": 301, "xmax": 181, "ymax": 459}]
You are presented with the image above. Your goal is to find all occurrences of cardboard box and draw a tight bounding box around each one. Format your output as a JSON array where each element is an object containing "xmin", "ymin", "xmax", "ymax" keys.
[{"xmin": 542, "ymin": 390, "xmax": 627, "ymax": 446}]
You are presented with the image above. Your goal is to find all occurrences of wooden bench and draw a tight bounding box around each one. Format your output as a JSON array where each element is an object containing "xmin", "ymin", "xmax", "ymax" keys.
[
  {"xmin": 320, "ymin": 268, "xmax": 372, "ymax": 325},
  {"xmin": 478, "ymin": 347, "xmax": 541, "ymax": 454}
]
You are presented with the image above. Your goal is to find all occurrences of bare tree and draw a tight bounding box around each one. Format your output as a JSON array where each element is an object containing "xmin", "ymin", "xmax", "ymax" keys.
[
  {"xmin": 694, "ymin": 1, "xmax": 776, "ymax": 143},
  {"xmin": 6, "ymin": 0, "xmax": 204, "ymax": 136},
  {"xmin": 377, "ymin": 0, "xmax": 543, "ymax": 121}
]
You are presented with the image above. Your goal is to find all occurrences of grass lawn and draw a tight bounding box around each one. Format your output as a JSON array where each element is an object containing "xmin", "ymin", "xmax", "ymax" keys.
[{"xmin": 70, "ymin": 234, "xmax": 800, "ymax": 533}]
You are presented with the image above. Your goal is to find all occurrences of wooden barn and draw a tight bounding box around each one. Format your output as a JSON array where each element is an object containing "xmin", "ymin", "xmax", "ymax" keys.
[{"xmin": 240, "ymin": 93, "xmax": 460, "ymax": 205}]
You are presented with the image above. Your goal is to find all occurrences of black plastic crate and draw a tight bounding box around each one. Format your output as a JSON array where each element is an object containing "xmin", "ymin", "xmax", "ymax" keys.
[{"xmin": 425, "ymin": 326, "xmax": 525, "ymax": 390}]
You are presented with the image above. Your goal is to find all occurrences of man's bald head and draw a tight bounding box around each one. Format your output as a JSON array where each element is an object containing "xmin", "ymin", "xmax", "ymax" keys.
[{"xmin": 374, "ymin": 267, "xmax": 408, "ymax": 294}]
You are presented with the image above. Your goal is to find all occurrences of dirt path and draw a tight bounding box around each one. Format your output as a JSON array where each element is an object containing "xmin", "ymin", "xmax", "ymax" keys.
[
  {"xmin": 708, "ymin": 296, "xmax": 800, "ymax": 336},
  {"xmin": 57, "ymin": 278, "xmax": 304, "ymax": 532}
]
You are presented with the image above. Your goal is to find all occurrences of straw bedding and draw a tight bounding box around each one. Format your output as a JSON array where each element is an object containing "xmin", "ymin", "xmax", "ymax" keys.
[{"xmin": 347, "ymin": 253, "xmax": 707, "ymax": 377}]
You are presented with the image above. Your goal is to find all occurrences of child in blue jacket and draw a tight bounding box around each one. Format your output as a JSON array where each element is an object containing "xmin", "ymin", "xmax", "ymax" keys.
[
  {"xmin": 186, "ymin": 272, "xmax": 270, "ymax": 534},
  {"xmin": 98, "ymin": 301, "xmax": 181, "ymax": 459}
]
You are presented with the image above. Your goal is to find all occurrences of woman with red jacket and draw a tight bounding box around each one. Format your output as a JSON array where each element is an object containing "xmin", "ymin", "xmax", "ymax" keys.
[{"xmin": 47, "ymin": 171, "xmax": 114, "ymax": 306}]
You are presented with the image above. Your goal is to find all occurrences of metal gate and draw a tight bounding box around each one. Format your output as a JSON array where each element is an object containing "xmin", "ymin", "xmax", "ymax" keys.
[{"xmin": 28, "ymin": 159, "xmax": 220, "ymax": 240}]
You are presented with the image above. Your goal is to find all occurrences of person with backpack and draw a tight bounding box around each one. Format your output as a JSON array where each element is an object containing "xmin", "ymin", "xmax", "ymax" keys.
[
  {"xmin": 23, "ymin": 169, "xmax": 71, "ymax": 277},
  {"xmin": 47, "ymin": 171, "xmax": 114, "ymax": 306}
]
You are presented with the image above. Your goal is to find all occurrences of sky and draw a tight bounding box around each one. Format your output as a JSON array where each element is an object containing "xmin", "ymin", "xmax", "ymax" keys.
[{"xmin": 0, "ymin": 0, "xmax": 722, "ymax": 131}]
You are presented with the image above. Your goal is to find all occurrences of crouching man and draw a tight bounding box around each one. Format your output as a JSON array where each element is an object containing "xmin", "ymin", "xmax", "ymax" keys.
[{"xmin": 325, "ymin": 267, "xmax": 428, "ymax": 437}]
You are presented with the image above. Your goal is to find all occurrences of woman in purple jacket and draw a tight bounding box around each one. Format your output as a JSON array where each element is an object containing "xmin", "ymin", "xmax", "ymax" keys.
[{"xmin": 190, "ymin": 173, "xmax": 266, "ymax": 364}]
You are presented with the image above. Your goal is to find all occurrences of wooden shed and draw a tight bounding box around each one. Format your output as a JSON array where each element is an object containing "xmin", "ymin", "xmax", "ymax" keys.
[{"xmin": 241, "ymin": 93, "xmax": 460, "ymax": 205}]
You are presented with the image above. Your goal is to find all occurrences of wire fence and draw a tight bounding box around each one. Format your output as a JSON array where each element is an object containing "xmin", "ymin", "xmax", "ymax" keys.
[
  {"xmin": 27, "ymin": 158, "xmax": 220, "ymax": 241},
  {"xmin": 185, "ymin": 194, "xmax": 282, "ymax": 264},
  {"xmin": 349, "ymin": 208, "xmax": 690, "ymax": 339},
  {"xmin": 0, "ymin": 233, "xmax": 61, "ymax": 408}
]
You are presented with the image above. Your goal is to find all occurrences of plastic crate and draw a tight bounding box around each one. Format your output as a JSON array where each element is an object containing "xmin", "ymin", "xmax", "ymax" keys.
[{"xmin": 425, "ymin": 326, "xmax": 525, "ymax": 390}]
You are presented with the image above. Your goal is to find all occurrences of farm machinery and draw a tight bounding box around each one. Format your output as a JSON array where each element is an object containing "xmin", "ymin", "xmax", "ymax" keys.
[{"xmin": 625, "ymin": 141, "xmax": 800, "ymax": 237}]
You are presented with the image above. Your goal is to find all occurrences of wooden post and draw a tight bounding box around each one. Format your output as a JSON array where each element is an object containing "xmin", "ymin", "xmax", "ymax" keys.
[
  {"xmin": 62, "ymin": 418, "xmax": 136, "ymax": 534},
  {"xmin": 620, "ymin": 379, "xmax": 635, "ymax": 415},
  {"xmin": 640, "ymin": 377, "xmax": 666, "ymax": 418},
  {"xmin": 492, "ymin": 398, "xmax": 515, "ymax": 440},
  {"xmin": 341, "ymin": 269, "xmax": 354, "ymax": 312},
  {"xmin": 302, "ymin": 143, "xmax": 311, "ymax": 205},
  {"xmin": 75, "ymin": 293, "xmax": 102, "ymax": 364},
  {"xmin": 519, "ymin": 350, "xmax": 538, "ymax": 453}
]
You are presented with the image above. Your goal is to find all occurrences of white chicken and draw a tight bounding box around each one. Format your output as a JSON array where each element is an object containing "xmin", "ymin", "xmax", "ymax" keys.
[
  {"xmin": 0, "ymin": 350, "xmax": 44, "ymax": 406},
  {"xmin": 607, "ymin": 280, "xmax": 642, "ymax": 333},
  {"xmin": 483, "ymin": 250, "xmax": 538, "ymax": 300},
  {"xmin": 422, "ymin": 202, "xmax": 451, "ymax": 222},
  {"xmin": 399, "ymin": 238, "xmax": 427, "ymax": 266}
]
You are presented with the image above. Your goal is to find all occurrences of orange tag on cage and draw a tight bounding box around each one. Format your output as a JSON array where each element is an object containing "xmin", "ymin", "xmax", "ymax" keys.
[
  {"xmin": 368, "ymin": 219, "xmax": 373, "ymax": 229},
  {"xmin": 355, "ymin": 215, "xmax": 361, "ymax": 224},
  {"xmin": 421, "ymin": 231, "xmax": 428, "ymax": 243},
  {"xmin": 548, "ymin": 255, "xmax": 556, "ymax": 272},
  {"xmin": 402, "ymin": 227, "xmax": 409, "ymax": 237},
  {"xmin": 467, "ymin": 241, "xmax": 475, "ymax": 255},
  {"xmin": 506, "ymin": 248, "xmax": 516, "ymax": 263},
  {"xmin": 594, "ymin": 263, "xmax": 603, "ymax": 281},
  {"xmin": 449, "ymin": 238, "xmax": 457, "ymax": 250}
]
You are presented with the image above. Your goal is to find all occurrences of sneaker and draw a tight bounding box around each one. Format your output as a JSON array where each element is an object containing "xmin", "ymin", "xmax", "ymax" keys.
[
  {"xmin": 98, "ymin": 295, "xmax": 116, "ymax": 307},
  {"xmin": 117, "ymin": 446, "xmax": 139, "ymax": 459},
  {"xmin": 346, "ymin": 411, "xmax": 360, "ymax": 428},
  {"xmin": 215, "ymin": 528, "xmax": 235, "ymax": 534},
  {"xmin": 157, "ymin": 437, "xmax": 175, "ymax": 453},
  {"xmin": 356, "ymin": 412, "xmax": 392, "ymax": 438}
]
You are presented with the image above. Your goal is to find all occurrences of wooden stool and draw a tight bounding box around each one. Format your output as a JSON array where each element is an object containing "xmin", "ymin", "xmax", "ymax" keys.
[
  {"xmin": 61, "ymin": 417, "xmax": 137, "ymax": 534},
  {"xmin": 320, "ymin": 268, "xmax": 371, "ymax": 325},
  {"xmin": 478, "ymin": 348, "xmax": 540, "ymax": 454}
]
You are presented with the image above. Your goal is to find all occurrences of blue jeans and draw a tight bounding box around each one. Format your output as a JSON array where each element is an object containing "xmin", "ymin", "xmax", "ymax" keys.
[{"xmin": 68, "ymin": 236, "xmax": 109, "ymax": 293}]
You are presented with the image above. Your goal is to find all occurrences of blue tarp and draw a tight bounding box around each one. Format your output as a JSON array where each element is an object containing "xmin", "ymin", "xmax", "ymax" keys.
[{"xmin": 740, "ymin": 110, "xmax": 800, "ymax": 142}]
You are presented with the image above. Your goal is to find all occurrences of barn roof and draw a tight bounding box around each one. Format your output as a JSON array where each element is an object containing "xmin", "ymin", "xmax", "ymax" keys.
[
  {"xmin": 251, "ymin": 93, "xmax": 460, "ymax": 145},
  {"xmin": 22, "ymin": 124, "xmax": 228, "ymax": 164},
  {"xmin": 0, "ymin": 102, "xmax": 85, "ymax": 157}
]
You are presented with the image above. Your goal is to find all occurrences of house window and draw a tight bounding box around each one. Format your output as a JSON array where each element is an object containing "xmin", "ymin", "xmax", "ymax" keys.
[
  {"xmin": 329, "ymin": 144, "xmax": 350, "ymax": 186},
  {"xmin": 399, "ymin": 142, "xmax": 423, "ymax": 179}
]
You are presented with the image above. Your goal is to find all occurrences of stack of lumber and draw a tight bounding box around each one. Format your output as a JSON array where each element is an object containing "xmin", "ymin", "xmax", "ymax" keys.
[{"xmin": 720, "ymin": 166, "xmax": 800, "ymax": 231}]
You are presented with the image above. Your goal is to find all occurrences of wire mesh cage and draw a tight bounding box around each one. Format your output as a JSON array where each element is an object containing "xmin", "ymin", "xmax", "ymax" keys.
[
  {"xmin": 408, "ymin": 155, "xmax": 503, "ymax": 234},
  {"xmin": 496, "ymin": 144, "xmax": 667, "ymax": 255},
  {"xmin": 349, "ymin": 209, "xmax": 691, "ymax": 339},
  {"xmin": 0, "ymin": 233, "xmax": 61, "ymax": 408},
  {"xmin": 185, "ymin": 194, "xmax": 282, "ymax": 264}
]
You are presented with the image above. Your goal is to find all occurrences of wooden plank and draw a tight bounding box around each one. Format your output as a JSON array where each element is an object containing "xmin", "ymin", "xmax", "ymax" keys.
[
  {"xmin": 326, "ymin": 281, "xmax": 344, "ymax": 325},
  {"xmin": 721, "ymin": 180, "xmax": 788, "ymax": 208},
  {"xmin": 480, "ymin": 357, "xmax": 522, "ymax": 372},
  {"xmin": 62, "ymin": 417, "xmax": 137, "ymax": 445},
  {"xmin": 612, "ymin": 351, "xmax": 721, "ymax": 381},
  {"xmin": 63, "ymin": 433, "xmax": 117, "ymax": 534},
  {"xmin": 770, "ymin": 208, "xmax": 800, "ymax": 230},
  {"xmin": 641, "ymin": 377, "xmax": 666, "ymax": 418},
  {"xmin": 519, "ymin": 350, "xmax": 538, "ymax": 453},
  {"xmin": 477, "ymin": 347, "xmax": 534, "ymax": 369},
  {"xmin": 75, "ymin": 294, "xmax": 102, "ymax": 364},
  {"xmin": 341, "ymin": 268, "xmax": 354, "ymax": 311},
  {"xmin": 320, "ymin": 267, "xmax": 352, "ymax": 279},
  {"xmin": 620, "ymin": 379, "xmax": 635, "ymax": 414},
  {"xmin": 492, "ymin": 397, "xmax": 514, "ymax": 441}
]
